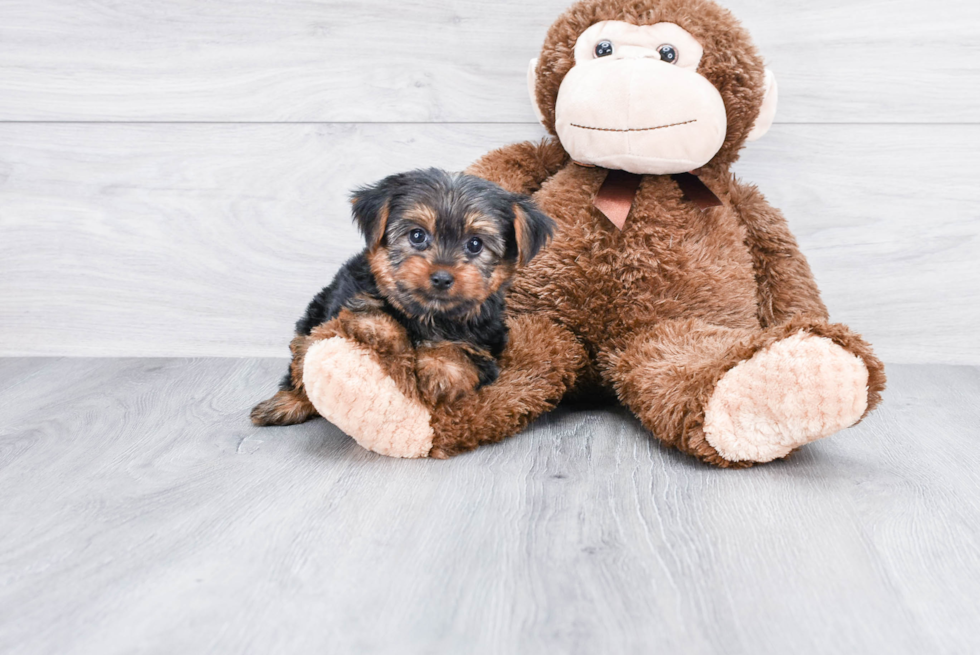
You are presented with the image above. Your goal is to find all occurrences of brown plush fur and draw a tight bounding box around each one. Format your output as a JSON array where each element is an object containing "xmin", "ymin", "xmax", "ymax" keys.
[
  {"xmin": 427, "ymin": 0, "xmax": 884, "ymax": 463},
  {"xmin": 608, "ymin": 316, "xmax": 885, "ymax": 467},
  {"xmin": 416, "ymin": 341, "xmax": 484, "ymax": 407},
  {"xmin": 428, "ymin": 313, "xmax": 589, "ymax": 458},
  {"xmin": 303, "ymin": 0, "xmax": 886, "ymax": 464}
]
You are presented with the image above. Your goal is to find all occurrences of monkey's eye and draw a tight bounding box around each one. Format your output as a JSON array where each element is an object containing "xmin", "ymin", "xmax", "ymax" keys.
[
  {"xmin": 658, "ymin": 45, "xmax": 678, "ymax": 64},
  {"xmin": 408, "ymin": 228, "xmax": 428, "ymax": 249},
  {"xmin": 465, "ymin": 236, "xmax": 484, "ymax": 255},
  {"xmin": 594, "ymin": 40, "xmax": 614, "ymax": 58}
]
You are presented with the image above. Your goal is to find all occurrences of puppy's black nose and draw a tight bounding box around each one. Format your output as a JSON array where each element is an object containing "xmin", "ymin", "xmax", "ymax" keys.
[{"xmin": 430, "ymin": 271, "xmax": 455, "ymax": 290}]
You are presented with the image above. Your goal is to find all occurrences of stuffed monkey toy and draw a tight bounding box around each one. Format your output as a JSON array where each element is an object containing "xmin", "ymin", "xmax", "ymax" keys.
[{"xmin": 299, "ymin": 0, "xmax": 886, "ymax": 466}]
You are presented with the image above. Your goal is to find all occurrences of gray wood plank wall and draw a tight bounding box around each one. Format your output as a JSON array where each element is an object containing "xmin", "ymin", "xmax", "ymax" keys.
[{"xmin": 1, "ymin": 0, "xmax": 978, "ymax": 363}]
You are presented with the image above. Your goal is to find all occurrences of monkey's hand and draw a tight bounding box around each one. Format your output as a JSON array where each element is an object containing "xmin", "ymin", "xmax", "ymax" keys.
[{"xmin": 304, "ymin": 312, "xmax": 432, "ymax": 459}]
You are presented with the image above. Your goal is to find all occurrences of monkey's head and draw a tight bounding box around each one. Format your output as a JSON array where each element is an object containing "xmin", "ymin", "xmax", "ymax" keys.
[{"xmin": 528, "ymin": 0, "xmax": 778, "ymax": 174}]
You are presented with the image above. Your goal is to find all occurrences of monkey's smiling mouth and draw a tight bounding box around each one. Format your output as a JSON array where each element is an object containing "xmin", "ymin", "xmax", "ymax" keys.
[{"xmin": 569, "ymin": 119, "xmax": 697, "ymax": 133}]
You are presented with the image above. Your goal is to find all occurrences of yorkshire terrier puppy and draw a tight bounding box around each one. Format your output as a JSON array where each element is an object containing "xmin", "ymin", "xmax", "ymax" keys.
[{"xmin": 251, "ymin": 167, "xmax": 554, "ymax": 426}]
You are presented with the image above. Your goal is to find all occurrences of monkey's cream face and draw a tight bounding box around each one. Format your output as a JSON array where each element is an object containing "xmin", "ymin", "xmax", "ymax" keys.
[{"xmin": 552, "ymin": 21, "xmax": 728, "ymax": 175}]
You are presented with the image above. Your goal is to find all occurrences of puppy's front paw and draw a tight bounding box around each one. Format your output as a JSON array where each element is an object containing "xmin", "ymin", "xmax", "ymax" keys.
[{"xmin": 416, "ymin": 343, "xmax": 481, "ymax": 408}]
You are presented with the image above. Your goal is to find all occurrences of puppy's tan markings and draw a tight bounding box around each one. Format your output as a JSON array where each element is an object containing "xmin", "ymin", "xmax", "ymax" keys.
[
  {"xmin": 487, "ymin": 262, "xmax": 517, "ymax": 296},
  {"xmin": 249, "ymin": 332, "xmax": 320, "ymax": 426},
  {"xmin": 512, "ymin": 202, "xmax": 547, "ymax": 265},
  {"xmin": 404, "ymin": 203, "xmax": 438, "ymax": 234},
  {"xmin": 398, "ymin": 256, "xmax": 435, "ymax": 293},
  {"xmin": 415, "ymin": 342, "xmax": 482, "ymax": 407},
  {"xmin": 450, "ymin": 265, "xmax": 489, "ymax": 303},
  {"xmin": 363, "ymin": 199, "xmax": 390, "ymax": 250},
  {"xmin": 367, "ymin": 249, "xmax": 414, "ymax": 316},
  {"xmin": 250, "ymin": 390, "xmax": 318, "ymax": 426},
  {"xmin": 464, "ymin": 212, "xmax": 498, "ymax": 234},
  {"xmin": 367, "ymin": 249, "xmax": 396, "ymax": 289}
]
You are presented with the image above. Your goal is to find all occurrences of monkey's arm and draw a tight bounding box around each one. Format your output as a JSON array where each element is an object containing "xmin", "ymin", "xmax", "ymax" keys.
[
  {"xmin": 465, "ymin": 137, "xmax": 568, "ymax": 195},
  {"xmin": 730, "ymin": 179, "xmax": 830, "ymax": 327}
]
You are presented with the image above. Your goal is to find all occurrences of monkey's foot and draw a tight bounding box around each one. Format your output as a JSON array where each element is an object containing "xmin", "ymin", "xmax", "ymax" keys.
[
  {"xmin": 703, "ymin": 331, "xmax": 869, "ymax": 463},
  {"xmin": 303, "ymin": 337, "xmax": 433, "ymax": 458}
]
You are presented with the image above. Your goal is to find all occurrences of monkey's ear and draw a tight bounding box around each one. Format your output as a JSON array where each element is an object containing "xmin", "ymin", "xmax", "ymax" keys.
[
  {"xmin": 350, "ymin": 176, "xmax": 400, "ymax": 250},
  {"xmin": 746, "ymin": 69, "xmax": 778, "ymax": 142},
  {"xmin": 527, "ymin": 58, "xmax": 547, "ymax": 126},
  {"xmin": 511, "ymin": 196, "xmax": 554, "ymax": 266}
]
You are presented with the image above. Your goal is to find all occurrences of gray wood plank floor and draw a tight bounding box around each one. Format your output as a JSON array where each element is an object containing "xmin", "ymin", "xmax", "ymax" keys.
[{"xmin": 1, "ymin": 357, "xmax": 978, "ymax": 654}]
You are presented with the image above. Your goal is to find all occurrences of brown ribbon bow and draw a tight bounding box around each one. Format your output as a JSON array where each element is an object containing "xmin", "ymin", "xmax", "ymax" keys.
[{"xmin": 593, "ymin": 169, "xmax": 722, "ymax": 229}]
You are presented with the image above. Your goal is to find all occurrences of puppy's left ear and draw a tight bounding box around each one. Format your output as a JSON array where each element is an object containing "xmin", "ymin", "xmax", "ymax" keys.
[
  {"xmin": 351, "ymin": 174, "xmax": 402, "ymax": 250},
  {"xmin": 511, "ymin": 196, "xmax": 554, "ymax": 266}
]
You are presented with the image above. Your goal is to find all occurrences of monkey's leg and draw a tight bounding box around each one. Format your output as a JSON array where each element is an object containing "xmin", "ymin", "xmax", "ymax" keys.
[
  {"xmin": 302, "ymin": 313, "xmax": 587, "ymax": 458},
  {"xmin": 604, "ymin": 317, "xmax": 885, "ymax": 467}
]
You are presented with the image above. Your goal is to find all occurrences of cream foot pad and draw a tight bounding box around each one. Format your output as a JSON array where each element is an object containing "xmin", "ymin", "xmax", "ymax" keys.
[
  {"xmin": 703, "ymin": 331, "xmax": 869, "ymax": 463},
  {"xmin": 303, "ymin": 337, "xmax": 433, "ymax": 458}
]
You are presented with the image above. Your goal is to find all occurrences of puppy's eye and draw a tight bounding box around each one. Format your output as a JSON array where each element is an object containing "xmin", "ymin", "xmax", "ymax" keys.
[
  {"xmin": 658, "ymin": 44, "xmax": 677, "ymax": 64},
  {"xmin": 595, "ymin": 40, "xmax": 614, "ymax": 58},
  {"xmin": 465, "ymin": 236, "xmax": 484, "ymax": 255},
  {"xmin": 408, "ymin": 228, "xmax": 428, "ymax": 248}
]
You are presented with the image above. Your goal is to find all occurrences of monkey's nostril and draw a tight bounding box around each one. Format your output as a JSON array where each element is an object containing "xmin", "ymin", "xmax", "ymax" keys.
[{"xmin": 430, "ymin": 271, "xmax": 455, "ymax": 290}]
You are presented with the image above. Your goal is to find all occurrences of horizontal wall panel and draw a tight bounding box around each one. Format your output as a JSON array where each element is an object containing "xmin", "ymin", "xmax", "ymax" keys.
[
  {"xmin": 0, "ymin": 0, "xmax": 977, "ymax": 123},
  {"xmin": 736, "ymin": 125, "xmax": 980, "ymax": 366},
  {"xmin": 0, "ymin": 123, "xmax": 977, "ymax": 363}
]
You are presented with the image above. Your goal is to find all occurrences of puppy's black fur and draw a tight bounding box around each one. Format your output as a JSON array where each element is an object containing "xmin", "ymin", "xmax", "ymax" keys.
[
  {"xmin": 252, "ymin": 168, "xmax": 553, "ymax": 426},
  {"xmin": 294, "ymin": 253, "xmax": 510, "ymax": 385}
]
